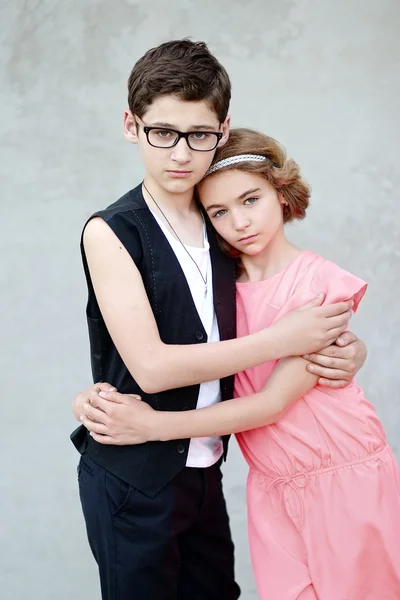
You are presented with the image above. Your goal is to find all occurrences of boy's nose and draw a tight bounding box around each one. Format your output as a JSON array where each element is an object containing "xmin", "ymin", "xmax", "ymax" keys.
[{"xmin": 170, "ymin": 137, "xmax": 191, "ymax": 163}]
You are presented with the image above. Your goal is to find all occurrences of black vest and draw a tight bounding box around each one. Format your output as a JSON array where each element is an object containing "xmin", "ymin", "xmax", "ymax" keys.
[{"xmin": 71, "ymin": 184, "xmax": 237, "ymax": 497}]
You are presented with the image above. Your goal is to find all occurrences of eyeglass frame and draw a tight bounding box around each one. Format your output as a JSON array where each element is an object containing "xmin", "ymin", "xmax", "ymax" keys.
[{"xmin": 136, "ymin": 120, "xmax": 223, "ymax": 152}]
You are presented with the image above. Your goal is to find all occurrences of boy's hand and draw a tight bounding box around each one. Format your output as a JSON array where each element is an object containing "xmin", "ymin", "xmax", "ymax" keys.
[
  {"xmin": 72, "ymin": 382, "xmax": 117, "ymax": 421},
  {"xmin": 79, "ymin": 390, "xmax": 156, "ymax": 445},
  {"xmin": 304, "ymin": 331, "xmax": 367, "ymax": 388},
  {"xmin": 274, "ymin": 295, "xmax": 353, "ymax": 357}
]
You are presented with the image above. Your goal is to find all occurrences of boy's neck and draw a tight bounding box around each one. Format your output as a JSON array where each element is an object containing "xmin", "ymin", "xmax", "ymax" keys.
[
  {"xmin": 142, "ymin": 176, "xmax": 199, "ymax": 217},
  {"xmin": 240, "ymin": 232, "xmax": 301, "ymax": 283}
]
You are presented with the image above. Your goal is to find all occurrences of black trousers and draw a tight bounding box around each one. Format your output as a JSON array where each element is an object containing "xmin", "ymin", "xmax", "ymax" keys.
[{"xmin": 78, "ymin": 454, "xmax": 241, "ymax": 600}]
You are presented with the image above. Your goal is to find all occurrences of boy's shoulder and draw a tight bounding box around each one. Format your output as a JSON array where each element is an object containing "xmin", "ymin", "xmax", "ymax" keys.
[
  {"xmin": 94, "ymin": 183, "xmax": 145, "ymax": 223},
  {"xmin": 81, "ymin": 184, "xmax": 149, "ymax": 263}
]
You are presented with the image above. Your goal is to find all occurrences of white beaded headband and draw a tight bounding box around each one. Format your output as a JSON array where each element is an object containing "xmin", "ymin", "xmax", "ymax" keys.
[{"xmin": 204, "ymin": 154, "xmax": 278, "ymax": 178}]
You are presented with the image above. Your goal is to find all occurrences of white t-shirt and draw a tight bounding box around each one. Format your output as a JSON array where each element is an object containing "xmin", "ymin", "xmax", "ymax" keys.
[{"xmin": 150, "ymin": 211, "xmax": 223, "ymax": 468}]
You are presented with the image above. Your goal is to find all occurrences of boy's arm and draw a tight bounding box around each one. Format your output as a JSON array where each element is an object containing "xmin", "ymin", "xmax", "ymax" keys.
[
  {"xmin": 80, "ymin": 357, "xmax": 318, "ymax": 444},
  {"xmin": 83, "ymin": 217, "xmax": 352, "ymax": 394}
]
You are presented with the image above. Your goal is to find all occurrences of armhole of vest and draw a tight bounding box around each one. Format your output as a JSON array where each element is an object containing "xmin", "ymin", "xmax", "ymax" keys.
[
  {"xmin": 80, "ymin": 215, "xmax": 102, "ymax": 320},
  {"xmin": 80, "ymin": 212, "xmax": 144, "ymax": 320}
]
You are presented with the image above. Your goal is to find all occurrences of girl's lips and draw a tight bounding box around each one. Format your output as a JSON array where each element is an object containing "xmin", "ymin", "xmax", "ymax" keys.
[{"xmin": 238, "ymin": 234, "xmax": 258, "ymax": 244}]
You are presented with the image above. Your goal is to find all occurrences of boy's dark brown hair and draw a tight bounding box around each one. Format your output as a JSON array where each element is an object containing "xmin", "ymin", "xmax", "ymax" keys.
[
  {"xmin": 202, "ymin": 128, "xmax": 311, "ymax": 258},
  {"xmin": 128, "ymin": 39, "xmax": 231, "ymax": 123}
]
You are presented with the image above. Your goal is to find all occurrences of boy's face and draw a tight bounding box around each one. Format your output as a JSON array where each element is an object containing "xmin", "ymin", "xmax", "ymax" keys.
[{"xmin": 124, "ymin": 96, "xmax": 230, "ymax": 194}]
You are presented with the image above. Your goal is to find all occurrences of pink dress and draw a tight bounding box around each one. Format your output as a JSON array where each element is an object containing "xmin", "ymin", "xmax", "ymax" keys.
[{"xmin": 235, "ymin": 250, "xmax": 400, "ymax": 600}]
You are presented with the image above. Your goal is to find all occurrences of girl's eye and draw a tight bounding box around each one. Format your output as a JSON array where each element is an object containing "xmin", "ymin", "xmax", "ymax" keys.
[
  {"xmin": 212, "ymin": 209, "xmax": 227, "ymax": 218},
  {"xmin": 244, "ymin": 197, "xmax": 258, "ymax": 205}
]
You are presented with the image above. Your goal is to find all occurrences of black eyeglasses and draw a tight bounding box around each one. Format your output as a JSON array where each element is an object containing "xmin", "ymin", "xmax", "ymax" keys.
[{"xmin": 138, "ymin": 122, "xmax": 223, "ymax": 152}]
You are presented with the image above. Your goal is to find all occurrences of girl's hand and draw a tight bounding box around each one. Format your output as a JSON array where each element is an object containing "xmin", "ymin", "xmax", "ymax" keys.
[
  {"xmin": 72, "ymin": 382, "xmax": 117, "ymax": 421},
  {"xmin": 303, "ymin": 331, "xmax": 367, "ymax": 388},
  {"xmin": 79, "ymin": 390, "xmax": 157, "ymax": 445}
]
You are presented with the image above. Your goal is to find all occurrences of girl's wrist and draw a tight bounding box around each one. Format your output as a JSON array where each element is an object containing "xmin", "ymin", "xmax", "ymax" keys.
[{"xmin": 148, "ymin": 410, "xmax": 170, "ymax": 442}]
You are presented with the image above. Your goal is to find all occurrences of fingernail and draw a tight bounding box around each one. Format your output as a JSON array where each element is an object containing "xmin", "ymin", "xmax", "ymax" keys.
[
  {"xmin": 99, "ymin": 391, "xmax": 109, "ymax": 398},
  {"xmin": 109, "ymin": 387, "xmax": 116, "ymax": 392},
  {"xmin": 307, "ymin": 365, "xmax": 315, "ymax": 372},
  {"xmin": 317, "ymin": 293, "xmax": 324, "ymax": 299},
  {"xmin": 337, "ymin": 337, "xmax": 344, "ymax": 345},
  {"xmin": 303, "ymin": 354, "xmax": 310, "ymax": 360}
]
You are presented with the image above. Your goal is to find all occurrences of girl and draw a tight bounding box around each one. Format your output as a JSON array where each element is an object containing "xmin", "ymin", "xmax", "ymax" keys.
[{"xmin": 86, "ymin": 129, "xmax": 400, "ymax": 599}]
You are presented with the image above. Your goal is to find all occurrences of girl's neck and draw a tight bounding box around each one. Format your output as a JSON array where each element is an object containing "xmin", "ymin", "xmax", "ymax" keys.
[{"xmin": 239, "ymin": 233, "xmax": 302, "ymax": 283}]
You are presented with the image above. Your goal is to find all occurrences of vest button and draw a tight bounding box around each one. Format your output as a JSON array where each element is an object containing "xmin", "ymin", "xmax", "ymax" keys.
[
  {"xmin": 177, "ymin": 444, "xmax": 185, "ymax": 454},
  {"xmin": 195, "ymin": 331, "xmax": 204, "ymax": 341}
]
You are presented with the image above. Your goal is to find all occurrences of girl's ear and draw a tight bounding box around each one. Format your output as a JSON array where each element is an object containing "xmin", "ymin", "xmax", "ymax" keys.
[{"xmin": 123, "ymin": 110, "xmax": 139, "ymax": 144}]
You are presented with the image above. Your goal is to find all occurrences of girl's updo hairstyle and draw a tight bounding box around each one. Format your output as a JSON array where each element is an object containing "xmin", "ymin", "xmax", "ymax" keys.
[{"xmin": 206, "ymin": 127, "xmax": 311, "ymax": 224}]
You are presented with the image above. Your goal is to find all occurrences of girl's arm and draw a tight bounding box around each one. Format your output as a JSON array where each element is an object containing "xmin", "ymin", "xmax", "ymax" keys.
[
  {"xmin": 84, "ymin": 217, "xmax": 351, "ymax": 394},
  {"xmin": 149, "ymin": 357, "xmax": 319, "ymax": 441}
]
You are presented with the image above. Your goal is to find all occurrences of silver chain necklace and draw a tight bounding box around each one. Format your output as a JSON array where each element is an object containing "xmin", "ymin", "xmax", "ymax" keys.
[{"xmin": 142, "ymin": 181, "xmax": 209, "ymax": 297}]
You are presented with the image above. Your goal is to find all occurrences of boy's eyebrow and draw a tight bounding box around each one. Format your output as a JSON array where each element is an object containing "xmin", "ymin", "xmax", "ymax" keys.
[
  {"xmin": 189, "ymin": 124, "xmax": 219, "ymax": 131},
  {"xmin": 149, "ymin": 121, "xmax": 218, "ymax": 131}
]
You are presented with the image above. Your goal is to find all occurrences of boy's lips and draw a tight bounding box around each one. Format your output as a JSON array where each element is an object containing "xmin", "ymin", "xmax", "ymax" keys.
[{"xmin": 166, "ymin": 170, "xmax": 192, "ymax": 178}]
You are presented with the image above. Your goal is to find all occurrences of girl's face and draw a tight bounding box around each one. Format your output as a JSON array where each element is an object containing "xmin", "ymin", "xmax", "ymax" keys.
[{"xmin": 199, "ymin": 169, "xmax": 285, "ymax": 256}]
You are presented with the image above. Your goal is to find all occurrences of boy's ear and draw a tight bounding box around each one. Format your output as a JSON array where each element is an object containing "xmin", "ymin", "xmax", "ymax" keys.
[
  {"xmin": 123, "ymin": 110, "xmax": 139, "ymax": 144},
  {"xmin": 218, "ymin": 114, "xmax": 231, "ymax": 148}
]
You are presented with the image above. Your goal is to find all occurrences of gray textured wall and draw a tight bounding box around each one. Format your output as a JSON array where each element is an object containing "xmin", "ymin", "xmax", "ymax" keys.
[{"xmin": 1, "ymin": 1, "xmax": 399, "ymax": 598}]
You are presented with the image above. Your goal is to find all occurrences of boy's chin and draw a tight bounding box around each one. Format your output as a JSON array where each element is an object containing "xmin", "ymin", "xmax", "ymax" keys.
[{"xmin": 160, "ymin": 176, "xmax": 197, "ymax": 194}]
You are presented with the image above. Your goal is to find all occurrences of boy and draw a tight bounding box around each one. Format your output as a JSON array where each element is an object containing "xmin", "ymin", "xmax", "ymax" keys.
[{"xmin": 71, "ymin": 39, "xmax": 366, "ymax": 600}]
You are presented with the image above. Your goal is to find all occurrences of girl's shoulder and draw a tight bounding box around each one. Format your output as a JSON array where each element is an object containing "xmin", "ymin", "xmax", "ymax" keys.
[{"xmin": 296, "ymin": 251, "xmax": 368, "ymax": 313}]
